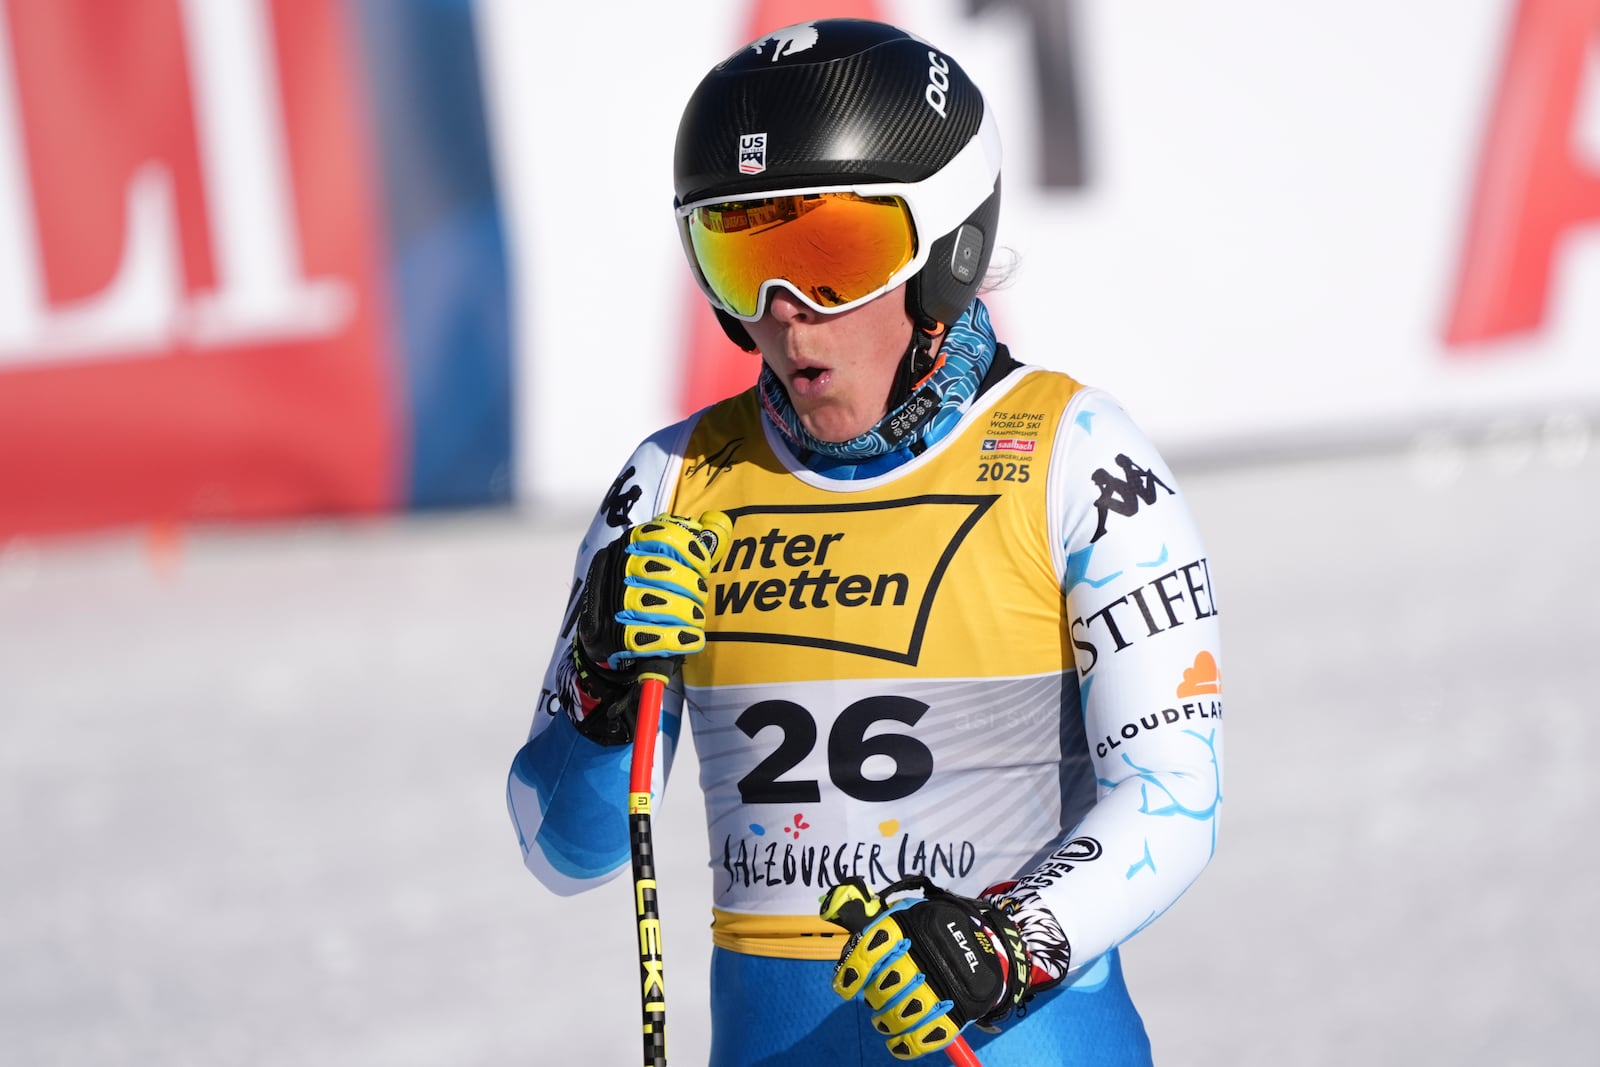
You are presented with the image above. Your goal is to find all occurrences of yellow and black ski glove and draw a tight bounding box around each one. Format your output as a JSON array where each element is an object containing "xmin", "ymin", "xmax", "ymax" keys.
[
  {"xmin": 821, "ymin": 875, "xmax": 1035, "ymax": 1060},
  {"xmin": 566, "ymin": 511, "xmax": 731, "ymax": 744}
]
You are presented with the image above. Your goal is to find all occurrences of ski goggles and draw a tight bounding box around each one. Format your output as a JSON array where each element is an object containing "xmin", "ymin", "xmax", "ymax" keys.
[{"xmin": 675, "ymin": 108, "xmax": 1001, "ymax": 322}]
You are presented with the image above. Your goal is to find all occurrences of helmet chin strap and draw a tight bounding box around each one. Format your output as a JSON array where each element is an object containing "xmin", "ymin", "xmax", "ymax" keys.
[{"xmin": 886, "ymin": 312, "xmax": 943, "ymax": 411}]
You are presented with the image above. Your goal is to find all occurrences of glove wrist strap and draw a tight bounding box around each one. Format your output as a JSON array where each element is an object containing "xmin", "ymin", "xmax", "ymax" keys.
[
  {"xmin": 876, "ymin": 875, "xmax": 1037, "ymax": 1026},
  {"xmin": 988, "ymin": 885, "xmax": 1072, "ymax": 997},
  {"xmin": 968, "ymin": 896, "xmax": 1035, "ymax": 1026},
  {"xmin": 561, "ymin": 640, "xmax": 639, "ymax": 746}
]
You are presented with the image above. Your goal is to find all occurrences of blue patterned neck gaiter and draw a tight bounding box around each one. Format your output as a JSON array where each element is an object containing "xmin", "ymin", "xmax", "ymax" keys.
[{"xmin": 758, "ymin": 299, "xmax": 998, "ymax": 480}]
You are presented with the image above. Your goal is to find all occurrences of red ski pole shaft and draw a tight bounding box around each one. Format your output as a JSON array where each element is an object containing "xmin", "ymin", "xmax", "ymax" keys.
[
  {"xmin": 945, "ymin": 1035, "xmax": 983, "ymax": 1066},
  {"xmin": 630, "ymin": 669, "xmax": 671, "ymax": 1067},
  {"xmin": 624, "ymin": 516, "xmax": 730, "ymax": 1066},
  {"xmin": 633, "ymin": 706, "xmax": 983, "ymax": 1067}
]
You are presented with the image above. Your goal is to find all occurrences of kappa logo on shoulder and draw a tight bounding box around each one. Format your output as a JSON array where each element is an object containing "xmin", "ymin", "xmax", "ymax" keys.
[
  {"xmin": 601, "ymin": 465, "xmax": 641, "ymax": 528},
  {"xmin": 751, "ymin": 23, "xmax": 819, "ymax": 62},
  {"xmin": 707, "ymin": 495, "xmax": 997, "ymax": 664},
  {"xmin": 1089, "ymin": 454, "xmax": 1173, "ymax": 543}
]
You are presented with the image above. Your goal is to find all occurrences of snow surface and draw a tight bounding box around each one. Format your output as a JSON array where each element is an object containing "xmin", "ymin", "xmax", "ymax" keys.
[{"xmin": 3, "ymin": 440, "xmax": 1596, "ymax": 1065}]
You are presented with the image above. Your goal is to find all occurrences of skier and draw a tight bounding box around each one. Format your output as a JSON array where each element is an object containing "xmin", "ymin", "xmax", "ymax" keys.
[{"xmin": 508, "ymin": 18, "xmax": 1223, "ymax": 1065}]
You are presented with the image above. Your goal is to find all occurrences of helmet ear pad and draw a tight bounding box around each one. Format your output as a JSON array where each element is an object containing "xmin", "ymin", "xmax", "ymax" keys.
[
  {"xmin": 907, "ymin": 177, "xmax": 1002, "ymax": 328},
  {"xmin": 715, "ymin": 308, "xmax": 759, "ymax": 352}
]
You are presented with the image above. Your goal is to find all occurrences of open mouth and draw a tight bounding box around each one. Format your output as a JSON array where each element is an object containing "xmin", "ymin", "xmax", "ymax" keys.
[{"xmin": 788, "ymin": 365, "xmax": 831, "ymax": 397}]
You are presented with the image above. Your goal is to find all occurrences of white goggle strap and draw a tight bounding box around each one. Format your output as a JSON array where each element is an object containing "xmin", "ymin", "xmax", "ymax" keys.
[{"xmin": 675, "ymin": 106, "xmax": 1002, "ymax": 322}]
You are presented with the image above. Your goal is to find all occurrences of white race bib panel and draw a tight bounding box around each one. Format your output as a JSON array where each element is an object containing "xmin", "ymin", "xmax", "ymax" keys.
[
  {"xmin": 694, "ymin": 674, "xmax": 1076, "ymax": 922},
  {"xmin": 673, "ymin": 371, "xmax": 1094, "ymax": 958}
]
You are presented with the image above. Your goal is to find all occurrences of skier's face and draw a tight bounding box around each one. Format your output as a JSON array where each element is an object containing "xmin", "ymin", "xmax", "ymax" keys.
[{"xmin": 745, "ymin": 284, "xmax": 939, "ymax": 443}]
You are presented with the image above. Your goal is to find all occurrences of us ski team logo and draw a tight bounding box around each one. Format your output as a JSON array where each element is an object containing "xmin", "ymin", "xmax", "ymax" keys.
[{"xmin": 739, "ymin": 133, "xmax": 767, "ymax": 175}]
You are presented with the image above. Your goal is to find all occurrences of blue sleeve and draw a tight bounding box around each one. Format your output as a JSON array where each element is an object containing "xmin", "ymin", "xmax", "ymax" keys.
[
  {"xmin": 505, "ymin": 418, "xmax": 697, "ymax": 894},
  {"xmin": 507, "ymin": 706, "xmax": 685, "ymax": 894}
]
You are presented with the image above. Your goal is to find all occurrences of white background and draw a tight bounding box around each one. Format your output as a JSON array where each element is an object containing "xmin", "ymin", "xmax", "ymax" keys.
[{"xmin": 477, "ymin": 0, "xmax": 1600, "ymax": 506}]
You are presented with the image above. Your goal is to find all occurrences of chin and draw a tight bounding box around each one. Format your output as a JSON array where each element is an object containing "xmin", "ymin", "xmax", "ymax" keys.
[{"xmin": 802, "ymin": 417, "xmax": 868, "ymax": 444}]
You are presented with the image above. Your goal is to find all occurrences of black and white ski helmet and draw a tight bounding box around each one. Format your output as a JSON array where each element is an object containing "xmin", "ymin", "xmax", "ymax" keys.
[{"xmin": 673, "ymin": 18, "xmax": 1002, "ymax": 345}]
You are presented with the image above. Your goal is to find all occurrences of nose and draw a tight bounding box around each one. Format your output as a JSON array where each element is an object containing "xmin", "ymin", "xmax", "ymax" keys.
[{"xmin": 764, "ymin": 288, "xmax": 816, "ymax": 324}]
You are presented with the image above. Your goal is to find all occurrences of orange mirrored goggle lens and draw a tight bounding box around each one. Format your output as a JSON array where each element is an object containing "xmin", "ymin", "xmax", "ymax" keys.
[{"xmin": 684, "ymin": 192, "xmax": 917, "ymax": 318}]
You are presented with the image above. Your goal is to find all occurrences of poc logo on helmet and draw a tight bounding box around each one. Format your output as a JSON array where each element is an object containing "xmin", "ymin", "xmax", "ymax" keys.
[{"xmin": 925, "ymin": 51, "xmax": 951, "ymax": 118}]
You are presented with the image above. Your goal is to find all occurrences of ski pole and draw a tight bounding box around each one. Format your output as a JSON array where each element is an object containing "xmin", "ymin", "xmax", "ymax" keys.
[
  {"xmin": 626, "ymin": 514, "xmax": 729, "ymax": 1067},
  {"xmin": 630, "ymin": 667, "xmax": 672, "ymax": 1067},
  {"xmin": 629, "ymin": 644, "xmax": 982, "ymax": 1067}
]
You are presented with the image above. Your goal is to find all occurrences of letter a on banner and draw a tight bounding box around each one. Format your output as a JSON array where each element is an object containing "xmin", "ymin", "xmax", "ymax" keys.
[
  {"xmin": 1445, "ymin": 0, "xmax": 1600, "ymax": 347},
  {"xmin": 677, "ymin": 0, "xmax": 889, "ymax": 416}
]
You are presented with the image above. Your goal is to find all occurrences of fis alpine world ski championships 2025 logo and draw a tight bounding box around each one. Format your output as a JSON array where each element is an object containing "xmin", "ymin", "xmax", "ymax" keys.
[{"xmin": 707, "ymin": 496, "xmax": 995, "ymax": 664}]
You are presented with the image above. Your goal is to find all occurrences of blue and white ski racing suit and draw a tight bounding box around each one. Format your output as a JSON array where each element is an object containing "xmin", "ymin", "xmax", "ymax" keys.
[{"xmin": 508, "ymin": 301, "xmax": 1224, "ymax": 1065}]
